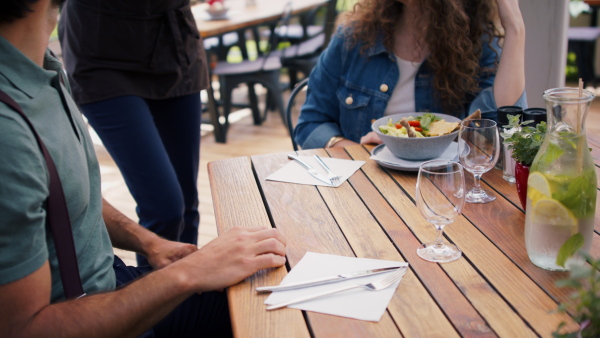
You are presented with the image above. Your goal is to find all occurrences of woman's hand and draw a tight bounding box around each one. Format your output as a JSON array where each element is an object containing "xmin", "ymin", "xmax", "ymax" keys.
[{"xmin": 360, "ymin": 132, "xmax": 383, "ymax": 145}]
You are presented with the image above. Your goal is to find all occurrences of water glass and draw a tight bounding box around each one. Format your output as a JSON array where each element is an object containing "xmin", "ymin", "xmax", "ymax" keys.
[
  {"xmin": 416, "ymin": 160, "xmax": 465, "ymax": 263},
  {"xmin": 458, "ymin": 119, "xmax": 500, "ymax": 203}
]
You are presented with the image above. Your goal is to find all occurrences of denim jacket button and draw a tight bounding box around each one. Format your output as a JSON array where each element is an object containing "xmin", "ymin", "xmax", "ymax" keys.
[
  {"xmin": 380, "ymin": 84, "xmax": 388, "ymax": 92},
  {"xmin": 345, "ymin": 96, "xmax": 353, "ymax": 105}
]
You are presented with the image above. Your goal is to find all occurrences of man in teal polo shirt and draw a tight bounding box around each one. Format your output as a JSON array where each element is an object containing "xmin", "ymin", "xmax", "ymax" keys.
[{"xmin": 0, "ymin": 0, "xmax": 287, "ymax": 336}]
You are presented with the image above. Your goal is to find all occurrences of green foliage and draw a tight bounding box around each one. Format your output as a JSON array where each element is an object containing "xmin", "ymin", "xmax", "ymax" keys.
[
  {"xmin": 566, "ymin": 52, "xmax": 580, "ymax": 82},
  {"xmin": 553, "ymin": 254, "xmax": 600, "ymax": 338},
  {"xmin": 501, "ymin": 114, "xmax": 547, "ymax": 167}
]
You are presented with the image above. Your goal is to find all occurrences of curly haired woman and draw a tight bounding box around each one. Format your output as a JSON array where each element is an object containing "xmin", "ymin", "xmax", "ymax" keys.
[{"xmin": 294, "ymin": 0, "xmax": 526, "ymax": 149}]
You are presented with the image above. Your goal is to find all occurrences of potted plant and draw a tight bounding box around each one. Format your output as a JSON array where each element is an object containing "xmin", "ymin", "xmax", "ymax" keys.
[
  {"xmin": 553, "ymin": 253, "xmax": 600, "ymax": 338},
  {"xmin": 501, "ymin": 115, "xmax": 547, "ymax": 210}
]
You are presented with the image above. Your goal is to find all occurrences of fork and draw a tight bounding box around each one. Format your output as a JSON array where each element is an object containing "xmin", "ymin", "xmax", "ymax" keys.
[
  {"xmin": 313, "ymin": 155, "xmax": 341, "ymax": 183},
  {"xmin": 266, "ymin": 267, "xmax": 407, "ymax": 310}
]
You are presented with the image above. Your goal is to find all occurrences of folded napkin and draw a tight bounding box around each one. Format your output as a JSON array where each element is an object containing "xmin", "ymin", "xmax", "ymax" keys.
[
  {"xmin": 266, "ymin": 156, "xmax": 365, "ymax": 187},
  {"xmin": 264, "ymin": 252, "xmax": 407, "ymax": 321}
]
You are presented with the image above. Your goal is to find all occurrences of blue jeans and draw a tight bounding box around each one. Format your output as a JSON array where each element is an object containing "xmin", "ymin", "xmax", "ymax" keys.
[
  {"xmin": 113, "ymin": 256, "xmax": 232, "ymax": 337},
  {"xmin": 81, "ymin": 94, "xmax": 201, "ymax": 265}
]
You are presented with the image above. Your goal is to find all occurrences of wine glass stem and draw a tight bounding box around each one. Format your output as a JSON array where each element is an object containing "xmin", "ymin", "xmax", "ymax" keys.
[
  {"xmin": 434, "ymin": 227, "xmax": 445, "ymax": 248},
  {"xmin": 472, "ymin": 174, "xmax": 484, "ymax": 194}
]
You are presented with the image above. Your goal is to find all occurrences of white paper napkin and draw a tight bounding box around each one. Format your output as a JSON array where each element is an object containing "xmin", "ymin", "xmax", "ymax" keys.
[
  {"xmin": 264, "ymin": 252, "xmax": 408, "ymax": 322},
  {"xmin": 266, "ymin": 156, "xmax": 365, "ymax": 187}
]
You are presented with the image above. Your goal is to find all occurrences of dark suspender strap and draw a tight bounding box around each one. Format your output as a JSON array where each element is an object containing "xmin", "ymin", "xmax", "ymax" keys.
[{"xmin": 0, "ymin": 90, "xmax": 85, "ymax": 299}]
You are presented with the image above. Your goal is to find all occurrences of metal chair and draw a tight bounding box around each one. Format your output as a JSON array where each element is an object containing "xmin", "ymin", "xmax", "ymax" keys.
[
  {"xmin": 209, "ymin": 2, "xmax": 293, "ymax": 143},
  {"xmin": 285, "ymin": 77, "xmax": 309, "ymax": 150},
  {"xmin": 280, "ymin": 0, "xmax": 338, "ymax": 89}
]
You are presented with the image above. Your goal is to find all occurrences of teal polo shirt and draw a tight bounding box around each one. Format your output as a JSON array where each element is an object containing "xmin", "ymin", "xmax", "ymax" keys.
[{"xmin": 0, "ymin": 36, "xmax": 115, "ymax": 301}]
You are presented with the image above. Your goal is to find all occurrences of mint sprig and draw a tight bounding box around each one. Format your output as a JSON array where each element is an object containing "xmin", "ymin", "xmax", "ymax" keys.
[{"xmin": 556, "ymin": 233, "xmax": 585, "ymax": 268}]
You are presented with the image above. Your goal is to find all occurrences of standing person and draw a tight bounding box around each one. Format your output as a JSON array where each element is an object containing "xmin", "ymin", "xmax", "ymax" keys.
[
  {"xmin": 58, "ymin": 0, "xmax": 207, "ymax": 265},
  {"xmin": 295, "ymin": 0, "xmax": 527, "ymax": 149},
  {"xmin": 0, "ymin": 2, "xmax": 287, "ymax": 336}
]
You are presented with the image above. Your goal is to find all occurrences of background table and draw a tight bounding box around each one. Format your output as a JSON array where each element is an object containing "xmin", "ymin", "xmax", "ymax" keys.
[
  {"xmin": 208, "ymin": 143, "xmax": 600, "ymax": 337},
  {"xmin": 193, "ymin": 0, "xmax": 329, "ymax": 38}
]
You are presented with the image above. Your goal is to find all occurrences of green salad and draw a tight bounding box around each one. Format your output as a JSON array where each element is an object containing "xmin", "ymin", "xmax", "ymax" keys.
[{"xmin": 378, "ymin": 113, "xmax": 443, "ymax": 138}]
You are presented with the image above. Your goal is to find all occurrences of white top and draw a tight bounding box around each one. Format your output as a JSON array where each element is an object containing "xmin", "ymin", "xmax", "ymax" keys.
[{"xmin": 384, "ymin": 56, "xmax": 422, "ymax": 116}]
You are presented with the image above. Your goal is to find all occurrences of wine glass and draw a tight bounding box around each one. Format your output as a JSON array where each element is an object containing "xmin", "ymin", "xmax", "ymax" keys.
[
  {"xmin": 416, "ymin": 160, "xmax": 466, "ymax": 263},
  {"xmin": 458, "ymin": 119, "xmax": 500, "ymax": 203}
]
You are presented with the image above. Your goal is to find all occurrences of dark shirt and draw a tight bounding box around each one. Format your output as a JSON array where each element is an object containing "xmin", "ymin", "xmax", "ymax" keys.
[{"xmin": 58, "ymin": 0, "xmax": 209, "ymax": 105}]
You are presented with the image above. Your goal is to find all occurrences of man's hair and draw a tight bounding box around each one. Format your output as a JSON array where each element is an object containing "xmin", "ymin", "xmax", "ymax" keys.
[{"xmin": 0, "ymin": 0, "xmax": 39, "ymax": 24}]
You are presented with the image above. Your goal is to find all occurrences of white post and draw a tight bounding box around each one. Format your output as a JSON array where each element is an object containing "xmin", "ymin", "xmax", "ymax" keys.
[{"xmin": 519, "ymin": 0, "xmax": 569, "ymax": 107}]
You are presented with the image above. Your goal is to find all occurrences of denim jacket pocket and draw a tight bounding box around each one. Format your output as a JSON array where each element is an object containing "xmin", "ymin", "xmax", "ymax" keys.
[
  {"xmin": 337, "ymin": 86, "xmax": 370, "ymax": 110},
  {"xmin": 336, "ymin": 85, "xmax": 373, "ymax": 142}
]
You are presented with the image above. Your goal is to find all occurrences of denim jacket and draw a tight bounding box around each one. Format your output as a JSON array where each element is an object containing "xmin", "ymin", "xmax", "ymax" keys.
[{"xmin": 294, "ymin": 27, "xmax": 527, "ymax": 149}]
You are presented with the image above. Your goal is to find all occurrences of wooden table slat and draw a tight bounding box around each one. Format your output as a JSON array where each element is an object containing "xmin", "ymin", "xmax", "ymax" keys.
[{"xmin": 208, "ymin": 157, "xmax": 310, "ymax": 338}]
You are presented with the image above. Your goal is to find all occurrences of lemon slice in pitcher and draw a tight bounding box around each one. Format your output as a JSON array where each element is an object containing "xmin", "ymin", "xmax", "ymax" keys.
[
  {"xmin": 532, "ymin": 198, "xmax": 578, "ymax": 234},
  {"xmin": 527, "ymin": 172, "xmax": 552, "ymax": 204}
]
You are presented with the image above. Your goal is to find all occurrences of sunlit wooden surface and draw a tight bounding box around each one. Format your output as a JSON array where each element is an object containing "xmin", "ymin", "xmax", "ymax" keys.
[{"xmin": 207, "ymin": 137, "xmax": 599, "ymax": 337}]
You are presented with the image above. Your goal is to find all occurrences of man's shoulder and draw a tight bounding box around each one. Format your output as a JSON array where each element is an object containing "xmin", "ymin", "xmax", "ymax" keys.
[{"xmin": 0, "ymin": 88, "xmax": 46, "ymax": 173}]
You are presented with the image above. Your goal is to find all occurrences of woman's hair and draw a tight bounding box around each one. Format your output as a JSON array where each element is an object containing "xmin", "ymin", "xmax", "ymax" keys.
[
  {"xmin": 343, "ymin": 0, "xmax": 501, "ymax": 113},
  {"xmin": 0, "ymin": 0, "xmax": 38, "ymax": 24}
]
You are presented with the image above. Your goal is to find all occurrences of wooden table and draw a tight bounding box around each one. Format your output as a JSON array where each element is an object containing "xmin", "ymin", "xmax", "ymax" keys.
[
  {"xmin": 192, "ymin": 0, "xmax": 329, "ymax": 39},
  {"xmin": 207, "ymin": 144, "xmax": 600, "ymax": 337}
]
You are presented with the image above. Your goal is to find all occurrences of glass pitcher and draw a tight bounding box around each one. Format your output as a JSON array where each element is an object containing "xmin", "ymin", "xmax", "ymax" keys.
[{"xmin": 524, "ymin": 87, "xmax": 597, "ymax": 271}]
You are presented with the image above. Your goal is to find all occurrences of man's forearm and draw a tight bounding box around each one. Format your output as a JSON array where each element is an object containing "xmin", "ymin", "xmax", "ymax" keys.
[
  {"xmin": 102, "ymin": 198, "xmax": 161, "ymax": 256},
  {"xmin": 13, "ymin": 262, "xmax": 195, "ymax": 338}
]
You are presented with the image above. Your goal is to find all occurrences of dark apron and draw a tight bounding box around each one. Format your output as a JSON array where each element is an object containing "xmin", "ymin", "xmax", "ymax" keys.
[{"xmin": 59, "ymin": 0, "xmax": 209, "ymax": 104}]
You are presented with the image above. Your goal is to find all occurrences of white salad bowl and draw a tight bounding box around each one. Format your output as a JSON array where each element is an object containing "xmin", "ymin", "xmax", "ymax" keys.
[{"xmin": 371, "ymin": 112, "xmax": 461, "ymax": 160}]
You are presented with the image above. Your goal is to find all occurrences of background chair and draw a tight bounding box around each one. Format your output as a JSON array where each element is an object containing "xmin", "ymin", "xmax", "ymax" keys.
[
  {"xmin": 280, "ymin": 0, "xmax": 338, "ymax": 89},
  {"xmin": 208, "ymin": 2, "xmax": 293, "ymax": 143},
  {"xmin": 285, "ymin": 77, "xmax": 309, "ymax": 150}
]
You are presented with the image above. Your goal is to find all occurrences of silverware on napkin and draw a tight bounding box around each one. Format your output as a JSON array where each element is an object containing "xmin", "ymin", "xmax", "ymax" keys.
[
  {"xmin": 287, "ymin": 155, "xmax": 332, "ymax": 186},
  {"xmin": 256, "ymin": 264, "xmax": 408, "ymax": 293},
  {"xmin": 313, "ymin": 155, "xmax": 342, "ymax": 183},
  {"xmin": 265, "ymin": 267, "xmax": 408, "ymax": 310}
]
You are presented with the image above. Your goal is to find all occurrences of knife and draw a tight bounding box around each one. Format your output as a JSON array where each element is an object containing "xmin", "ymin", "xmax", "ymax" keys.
[
  {"xmin": 287, "ymin": 155, "xmax": 332, "ymax": 186},
  {"xmin": 255, "ymin": 264, "xmax": 408, "ymax": 293}
]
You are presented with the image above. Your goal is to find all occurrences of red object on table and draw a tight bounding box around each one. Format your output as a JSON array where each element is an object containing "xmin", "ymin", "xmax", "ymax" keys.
[{"xmin": 515, "ymin": 161, "xmax": 530, "ymax": 210}]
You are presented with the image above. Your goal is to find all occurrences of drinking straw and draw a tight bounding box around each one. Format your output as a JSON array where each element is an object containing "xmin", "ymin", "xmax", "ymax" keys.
[
  {"xmin": 576, "ymin": 79, "xmax": 583, "ymax": 174},
  {"xmin": 577, "ymin": 78, "xmax": 582, "ymax": 134}
]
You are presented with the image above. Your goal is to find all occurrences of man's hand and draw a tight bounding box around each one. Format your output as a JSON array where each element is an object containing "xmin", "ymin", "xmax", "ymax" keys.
[
  {"xmin": 145, "ymin": 239, "xmax": 198, "ymax": 269},
  {"xmin": 360, "ymin": 131, "xmax": 383, "ymax": 145},
  {"xmin": 175, "ymin": 227, "xmax": 287, "ymax": 292}
]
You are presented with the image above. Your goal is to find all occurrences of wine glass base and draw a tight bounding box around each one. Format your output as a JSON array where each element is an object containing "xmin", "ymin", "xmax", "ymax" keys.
[
  {"xmin": 465, "ymin": 189, "xmax": 496, "ymax": 204},
  {"xmin": 417, "ymin": 242, "xmax": 462, "ymax": 263}
]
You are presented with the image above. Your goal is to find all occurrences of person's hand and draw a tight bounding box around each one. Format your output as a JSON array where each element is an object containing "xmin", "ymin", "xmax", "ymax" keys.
[
  {"xmin": 144, "ymin": 239, "xmax": 198, "ymax": 269},
  {"xmin": 360, "ymin": 131, "xmax": 383, "ymax": 145},
  {"xmin": 175, "ymin": 227, "xmax": 287, "ymax": 292}
]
